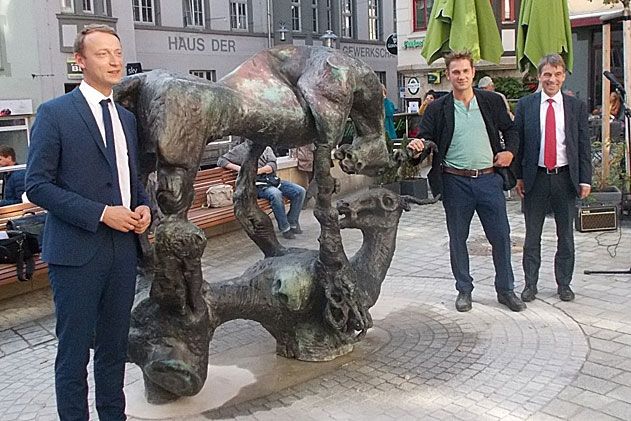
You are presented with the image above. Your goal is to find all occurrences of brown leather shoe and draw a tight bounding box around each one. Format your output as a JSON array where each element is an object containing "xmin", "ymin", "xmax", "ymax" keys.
[
  {"xmin": 497, "ymin": 291, "xmax": 527, "ymax": 312},
  {"xmin": 455, "ymin": 292, "xmax": 472, "ymax": 312},
  {"xmin": 558, "ymin": 285, "xmax": 575, "ymax": 301}
]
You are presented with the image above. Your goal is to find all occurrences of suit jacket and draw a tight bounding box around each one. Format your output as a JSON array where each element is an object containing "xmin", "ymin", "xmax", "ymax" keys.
[
  {"xmin": 513, "ymin": 92, "xmax": 591, "ymax": 196},
  {"xmin": 25, "ymin": 88, "xmax": 149, "ymax": 266},
  {"xmin": 417, "ymin": 89, "xmax": 518, "ymax": 196}
]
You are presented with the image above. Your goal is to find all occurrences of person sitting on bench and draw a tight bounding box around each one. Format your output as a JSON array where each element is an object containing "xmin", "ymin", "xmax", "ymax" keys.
[{"xmin": 218, "ymin": 141, "xmax": 306, "ymax": 239}]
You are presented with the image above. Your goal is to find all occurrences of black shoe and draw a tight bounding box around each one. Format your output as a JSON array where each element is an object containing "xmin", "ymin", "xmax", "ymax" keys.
[
  {"xmin": 290, "ymin": 224, "xmax": 303, "ymax": 234},
  {"xmin": 497, "ymin": 291, "xmax": 527, "ymax": 312},
  {"xmin": 455, "ymin": 292, "xmax": 472, "ymax": 312},
  {"xmin": 521, "ymin": 285, "xmax": 538, "ymax": 302},
  {"xmin": 281, "ymin": 230, "xmax": 295, "ymax": 239},
  {"xmin": 558, "ymin": 285, "xmax": 575, "ymax": 302}
]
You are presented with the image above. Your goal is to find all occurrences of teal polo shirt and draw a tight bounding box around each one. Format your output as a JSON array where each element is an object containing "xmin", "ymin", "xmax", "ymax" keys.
[{"xmin": 444, "ymin": 96, "xmax": 494, "ymax": 170}]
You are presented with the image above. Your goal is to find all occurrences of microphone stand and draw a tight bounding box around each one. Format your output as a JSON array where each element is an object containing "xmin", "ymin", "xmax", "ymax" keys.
[{"xmin": 584, "ymin": 86, "xmax": 631, "ymax": 275}]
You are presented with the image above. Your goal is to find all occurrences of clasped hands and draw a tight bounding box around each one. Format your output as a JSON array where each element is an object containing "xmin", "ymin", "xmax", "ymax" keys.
[{"xmin": 103, "ymin": 205, "xmax": 152, "ymax": 234}]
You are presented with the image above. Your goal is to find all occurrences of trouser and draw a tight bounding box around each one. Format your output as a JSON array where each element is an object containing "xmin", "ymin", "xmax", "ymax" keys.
[
  {"xmin": 522, "ymin": 169, "xmax": 576, "ymax": 288},
  {"xmin": 257, "ymin": 181, "xmax": 306, "ymax": 232},
  {"xmin": 442, "ymin": 172, "xmax": 515, "ymax": 294},
  {"xmin": 49, "ymin": 230, "xmax": 137, "ymax": 421}
]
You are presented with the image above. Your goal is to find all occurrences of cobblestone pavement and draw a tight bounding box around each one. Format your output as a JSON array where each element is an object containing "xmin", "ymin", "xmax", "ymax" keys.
[{"xmin": 1, "ymin": 196, "xmax": 631, "ymax": 420}]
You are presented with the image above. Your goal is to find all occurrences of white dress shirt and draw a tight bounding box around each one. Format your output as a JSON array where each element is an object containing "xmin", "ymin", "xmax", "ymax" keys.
[
  {"xmin": 79, "ymin": 81, "xmax": 132, "ymax": 209},
  {"xmin": 538, "ymin": 90, "xmax": 567, "ymax": 168}
]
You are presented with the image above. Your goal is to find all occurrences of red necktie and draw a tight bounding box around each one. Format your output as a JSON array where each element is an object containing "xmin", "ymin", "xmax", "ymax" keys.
[{"xmin": 544, "ymin": 98, "xmax": 556, "ymax": 170}]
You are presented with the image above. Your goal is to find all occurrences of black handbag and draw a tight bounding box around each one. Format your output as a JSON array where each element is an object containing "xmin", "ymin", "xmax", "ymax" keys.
[
  {"xmin": 497, "ymin": 167, "xmax": 517, "ymax": 191},
  {"xmin": 0, "ymin": 230, "xmax": 36, "ymax": 282},
  {"xmin": 255, "ymin": 174, "xmax": 282, "ymax": 188},
  {"xmin": 7, "ymin": 212, "xmax": 46, "ymax": 253}
]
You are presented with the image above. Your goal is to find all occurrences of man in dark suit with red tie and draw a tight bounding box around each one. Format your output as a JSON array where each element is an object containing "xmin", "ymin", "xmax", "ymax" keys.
[
  {"xmin": 26, "ymin": 25, "xmax": 151, "ymax": 420},
  {"xmin": 514, "ymin": 54, "xmax": 592, "ymax": 303}
]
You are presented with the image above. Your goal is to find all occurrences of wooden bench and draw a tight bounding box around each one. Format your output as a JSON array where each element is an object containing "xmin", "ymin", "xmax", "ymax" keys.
[{"xmin": 186, "ymin": 167, "xmax": 277, "ymax": 233}]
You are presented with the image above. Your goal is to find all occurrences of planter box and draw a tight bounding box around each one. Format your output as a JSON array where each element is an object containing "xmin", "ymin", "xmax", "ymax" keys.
[
  {"xmin": 582, "ymin": 186, "xmax": 622, "ymax": 207},
  {"xmin": 400, "ymin": 178, "xmax": 428, "ymax": 200}
]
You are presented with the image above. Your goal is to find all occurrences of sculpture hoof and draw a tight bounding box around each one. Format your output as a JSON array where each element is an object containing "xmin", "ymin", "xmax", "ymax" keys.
[{"xmin": 144, "ymin": 359, "xmax": 204, "ymax": 397}]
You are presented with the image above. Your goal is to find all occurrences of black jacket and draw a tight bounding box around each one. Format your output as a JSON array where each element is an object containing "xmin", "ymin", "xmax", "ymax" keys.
[{"xmin": 417, "ymin": 89, "xmax": 518, "ymax": 196}]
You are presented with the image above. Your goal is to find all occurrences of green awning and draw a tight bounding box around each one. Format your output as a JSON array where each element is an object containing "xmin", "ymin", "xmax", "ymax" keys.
[
  {"xmin": 421, "ymin": 0, "xmax": 504, "ymax": 65},
  {"xmin": 516, "ymin": 0, "xmax": 573, "ymax": 74}
]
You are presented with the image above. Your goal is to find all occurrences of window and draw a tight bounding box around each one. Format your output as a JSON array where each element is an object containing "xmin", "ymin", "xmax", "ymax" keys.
[
  {"xmin": 368, "ymin": 0, "xmax": 380, "ymax": 41},
  {"xmin": 413, "ymin": 0, "xmax": 434, "ymax": 31},
  {"xmin": 291, "ymin": 0, "xmax": 301, "ymax": 32},
  {"xmin": 83, "ymin": 0, "xmax": 94, "ymax": 13},
  {"xmin": 185, "ymin": 0, "xmax": 205, "ymax": 27},
  {"xmin": 190, "ymin": 70, "xmax": 216, "ymax": 82},
  {"xmin": 325, "ymin": 0, "xmax": 332, "ymax": 30},
  {"xmin": 61, "ymin": 0, "xmax": 74, "ymax": 13},
  {"xmin": 230, "ymin": 1, "xmax": 248, "ymax": 30},
  {"xmin": 133, "ymin": 0, "xmax": 154, "ymax": 23},
  {"xmin": 375, "ymin": 71, "xmax": 386, "ymax": 86},
  {"xmin": 500, "ymin": 0, "xmax": 514, "ymax": 22},
  {"xmin": 341, "ymin": 0, "xmax": 353, "ymax": 38},
  {"xmin": 311, "ymin": 0, "xmax": 318, "ymax": 33}
]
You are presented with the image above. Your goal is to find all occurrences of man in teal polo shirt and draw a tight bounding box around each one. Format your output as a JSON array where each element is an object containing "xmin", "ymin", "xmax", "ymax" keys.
[{"xmin": 408, "ymin": 51, "xmax": 525, "ymax": 313}]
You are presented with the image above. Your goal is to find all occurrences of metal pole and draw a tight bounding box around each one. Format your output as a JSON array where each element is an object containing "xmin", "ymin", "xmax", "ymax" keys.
[
  {"xmin": 602, "ymin": 23, "xmax": 611, "ymax": 183},
  {"xmin": 266, "ymin": 0, "xmax": 272, "ymax": 48},
  {"xmin": 623, "ymin": 3, "xmax": 631, "ymax": 191}
]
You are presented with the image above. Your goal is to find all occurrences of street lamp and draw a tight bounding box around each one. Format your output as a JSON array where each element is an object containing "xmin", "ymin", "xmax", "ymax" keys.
[
  {"xmin": 320, "ymin": 30, "xmax": 338, "ymax": 48},
  {"xmin": 277, "ymin": 23, "xmax": 289, "ymax": 42}
]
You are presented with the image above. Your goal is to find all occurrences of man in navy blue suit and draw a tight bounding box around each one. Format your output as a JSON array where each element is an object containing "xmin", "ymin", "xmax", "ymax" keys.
[
  {"xmin": 514, "ymin": 54, "xmax": 591, "ymax": 303},
  {"xmin": 26, "ymin": 24, "xmax": 151, "ymax": 420}
]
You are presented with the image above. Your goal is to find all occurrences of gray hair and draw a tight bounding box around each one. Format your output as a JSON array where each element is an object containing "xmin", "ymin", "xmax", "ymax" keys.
[{"xmin": 537, "ymin": 54, "xmax": 566, "ymax": 75}]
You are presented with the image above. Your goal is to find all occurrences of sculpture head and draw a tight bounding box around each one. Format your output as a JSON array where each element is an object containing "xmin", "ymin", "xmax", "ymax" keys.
[
  {"xmin": 113, "ymin": 72, "xmax": 146, "ymax": 114},
  {"xmin": 334, "ymin": 134, "xmax": 392, "ymax": 176},
  {"xmin": 337, "ymin": 188, "xmax": 438, "ymax": 230}
]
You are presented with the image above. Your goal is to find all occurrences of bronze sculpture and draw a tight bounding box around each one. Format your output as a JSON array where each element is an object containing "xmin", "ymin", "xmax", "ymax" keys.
[{"xmin": 115, "ymin": 45, "xmax": 433, "ymax": 403}]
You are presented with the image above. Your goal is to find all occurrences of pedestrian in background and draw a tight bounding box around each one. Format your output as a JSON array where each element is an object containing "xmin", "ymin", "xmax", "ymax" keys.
[
  {"xmin": 0, "ymin": 145, "xmax": 26, "ymax": 206},
  {"xmin": 383, "ymin": 85, "xmax": 398, "ymax": 140},
  {"xmin": 514, "ymin": 54, "xmax": 591, "ymax": 303}
]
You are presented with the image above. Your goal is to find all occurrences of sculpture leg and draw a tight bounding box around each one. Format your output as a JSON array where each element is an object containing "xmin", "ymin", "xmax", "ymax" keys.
[
  {"xmin": 128, "ymin": 218, "xmax": 213, "ymax": 404},
  {"xmin": 233, "ymin": 141, "xmax": 287, "ymax": 257}
]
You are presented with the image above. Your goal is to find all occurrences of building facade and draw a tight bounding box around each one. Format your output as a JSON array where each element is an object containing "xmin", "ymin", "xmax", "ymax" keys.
[{"xmin": 0, "ymin": 0, "xmax": 398, "ymax": 161}]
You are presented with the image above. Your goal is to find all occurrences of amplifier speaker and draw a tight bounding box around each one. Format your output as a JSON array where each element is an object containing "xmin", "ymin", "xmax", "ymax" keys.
[{"xmin": 575, "ymin": 205, "xmax": 618, "ymax": 232}]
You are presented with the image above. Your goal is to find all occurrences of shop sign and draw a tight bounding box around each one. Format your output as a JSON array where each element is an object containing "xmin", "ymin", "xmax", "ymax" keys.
[
  {"xmin": 385, "ymin": 33, "xmax": 397, "ymax": 55},
  {"xmin": 126, "ymin": 63, "xmax": 143, "ymax": 75},
  {"xmin": 407, "ymin": 77, "xmax": 420, "ymax": 95},
  {"xmin": 67, "ymin": 60, "xmax": 83, "ymax": 80},
  {"xmin": 427, "ymin": 72, "xmax": 441, "ymax": 84},
  {"xmin": 0, "ymin": 99, "xmax": 33, "ymax": 116},
  {"xmin": 403, "ymin": 39, "xmax": 424, "ymax": 49}
]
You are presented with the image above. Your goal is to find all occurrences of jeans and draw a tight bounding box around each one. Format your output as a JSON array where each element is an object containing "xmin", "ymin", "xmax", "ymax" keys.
[
  {"xmin": 442, "ymin": 172, "xmax": 515, "ymax": 294},
  {"xmin": 257, "ymin": 180, "xmax": 306, "ymax": 232}
]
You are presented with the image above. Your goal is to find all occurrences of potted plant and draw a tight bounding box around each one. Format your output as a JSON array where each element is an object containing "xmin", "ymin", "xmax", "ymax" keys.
[{"xmin": 583, "ymin": 138, "xmax": 626, "ymax": 207}]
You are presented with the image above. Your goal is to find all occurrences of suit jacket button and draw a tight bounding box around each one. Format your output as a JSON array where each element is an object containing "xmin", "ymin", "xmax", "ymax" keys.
[{"xmin": 106, "ymin": 182, "xmax": 112, "ymax": 187}]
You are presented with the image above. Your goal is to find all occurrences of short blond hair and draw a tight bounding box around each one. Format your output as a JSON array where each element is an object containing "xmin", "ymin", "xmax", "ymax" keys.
[{"xmin": 73, "ymin": 24, "xmax": 119, "ymax": 54}]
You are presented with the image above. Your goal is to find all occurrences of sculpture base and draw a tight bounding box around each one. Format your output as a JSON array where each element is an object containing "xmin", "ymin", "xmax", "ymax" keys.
[{"xmin": 125, "ymin": 327, "xmax": 389, "ymax": 419}]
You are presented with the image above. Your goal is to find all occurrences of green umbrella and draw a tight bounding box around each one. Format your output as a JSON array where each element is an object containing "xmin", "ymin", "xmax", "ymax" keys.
[
  {"xmin": 421, "ymin": 0, "xmax": 504, "ymax": 65},
  {"xmin": 516, "ymin": 0, "xmax": 573, "ymax": 74}
]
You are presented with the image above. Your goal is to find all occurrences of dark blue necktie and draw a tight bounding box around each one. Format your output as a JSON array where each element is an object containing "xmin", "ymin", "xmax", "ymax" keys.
[{"xmin": 99, "ymin": 99, "xmax": 122, "ymax": 205}]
